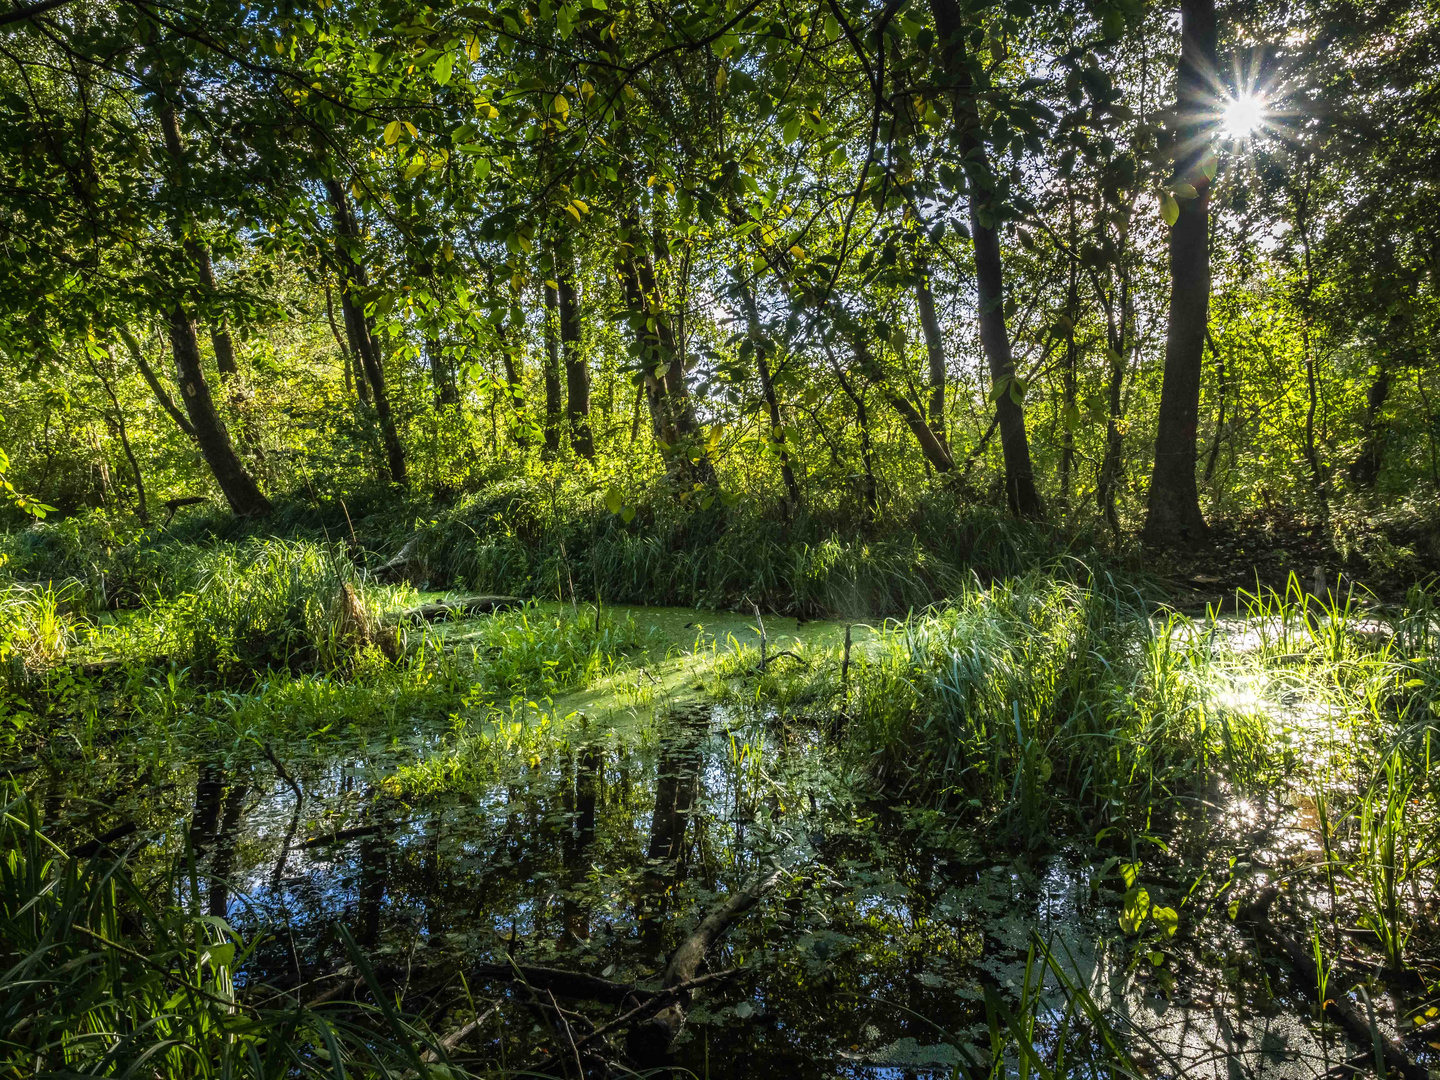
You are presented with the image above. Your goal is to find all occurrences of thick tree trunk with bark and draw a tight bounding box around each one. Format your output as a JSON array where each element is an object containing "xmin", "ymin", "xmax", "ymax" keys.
[
  {"xmin": 166, "ymin": 307, "xmax": 272, "ymax": 516},
  {"xmin": 1143, "ymin": 0, "xmax": 1216, "ymax": 546},
  {"xmin": 557, "ymin": 253, "xmax": 593, "ymax": 459},
  {"xmin": 928, "ymin": 0, "xmax": 1043, "ymax": 517},
  {"xmin": 324, "ymin": 178, "xmax": 406, "ymax": 487}
]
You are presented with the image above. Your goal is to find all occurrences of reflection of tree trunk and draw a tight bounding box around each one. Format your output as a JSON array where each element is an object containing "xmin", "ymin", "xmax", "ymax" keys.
[
  {"xmin": 324, "ymin": 178, "xmax": 407, "ymax": 487},
  {"xmin": 638, "ymin": 716, "xmax": 705, "ymax": 953},
  {"xmin": 1350, "ymin": 362, "xmax": 1391, "ymax": 489},
  {"xmin": 191, "ymin": 763, "xmax": 224, "ymax": 841},
  {"xmin": 1143, "ymin": 0, "xmax": 1216, "ymax": 546},
  {"xmin": 208, "ymin": 778, "xmax": 249, "ymax": 917},
  {"xmin": 562, "ymin": 747, "xmax": 601, "ymax": 943},
  {"xmin": 356, "ymin": 831, "xmax": 388, "ymax": 948}
]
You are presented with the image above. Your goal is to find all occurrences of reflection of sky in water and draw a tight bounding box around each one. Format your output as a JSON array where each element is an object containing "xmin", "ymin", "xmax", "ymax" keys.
[{"xmin": 39, "ymin": 674, "xmax": 1390, "ymax": 1079}]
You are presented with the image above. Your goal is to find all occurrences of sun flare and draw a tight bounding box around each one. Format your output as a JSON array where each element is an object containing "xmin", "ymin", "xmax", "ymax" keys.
[{"xmin": 1222, "ymin": 92, "xmax": 1267, "ymax": 138}]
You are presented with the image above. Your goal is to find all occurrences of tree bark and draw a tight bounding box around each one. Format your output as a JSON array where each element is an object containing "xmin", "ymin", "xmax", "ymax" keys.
[
  {"xmin": 324, "ymin": 279, "xmax": 369, "ymax": 406},
  {"xmin": 166, "ymin": 307, "xmax": 272, "ymax": 516},
  {"xmin": 737, "ymin": 279, "xmax": 801, "ymax": 513},
  {"xmin": 541, "ymin": 274, "xmax": 564, "ymax": 457},
  {"xmin": 1142, "ymin": 0, "xmax": 1216, "ymax": 546},
  {"xmin": 928, "ymin": 0, "xmax": 1043, "ymax": 517},
  {"xmin": 557, "ymin": 250, "xmax": 593, "ymax": 459},
  {"xmin": 324, "ymin": 177, "xmax": 406, "ymax": 487},
  {"xmin": 154, "ymin": 99, "xmax": 239, "ymax": 382},
  {"xmin": 92, "ymin": 347, "xmax": 148, "ymax": 525},
  {"xmin": 1350, "ymin": 362, "xmax": 1390, "ymax": 489},
  {"xmin": 119, "ymin": 326, "xmax": 195, "ymax": 439},
  {"xmin": 913, "ymin": 258, "xmax": 951, "ymax": 458},
  {"xmin": 617, "ymin": 217, "xmax": 714, "ymax": 484}
]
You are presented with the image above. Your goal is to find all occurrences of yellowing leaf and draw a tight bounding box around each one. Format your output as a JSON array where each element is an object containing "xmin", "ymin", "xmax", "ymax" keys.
[
  {"xmin": 715, "ymin": 65, "xmax": 728, "ymax": 94},
  {"xmin": 383, "ymin": 120, "xmax": 403, "ymax": 145},
  {"xmin": 553, "ymin": 94, "xmax": 570, "ymax": 116},
  {"xmin": 571, "ymin": 198, "xmax": 589, "ymax": 214},
  {"xmin": 1160, "ymin": 191, "xmax": 1179, "ymax": 227},
  {"xmin": 564, "ymin": 202, "xmax": 582, "ymax": 222},
  {"xmin": 404, "ymin": 153, "xmax": 427, "ymax": 180},
  {"xmin": 788, "ymin": 244, "xmax": 805, "ymax": 259},
  {"xmin": 545, "ymin": 278, "xmax": 560, "ymax": 290}
]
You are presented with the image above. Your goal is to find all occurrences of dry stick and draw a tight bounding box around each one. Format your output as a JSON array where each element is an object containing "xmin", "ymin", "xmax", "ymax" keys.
[
  {"xmin": 262, "ymin": 742, "xmax": 303, "ymax": 804},
  {"xmin": 419, "ymin": 1004, "xmax": 499, "ymax": 1064},
  {"xmin": 549, "ymin": 988, "xmax": 584, "ymax": 1079},
  {"xmin": 749, "ymin": 598, "xmax": 767, "ymax": 670}
]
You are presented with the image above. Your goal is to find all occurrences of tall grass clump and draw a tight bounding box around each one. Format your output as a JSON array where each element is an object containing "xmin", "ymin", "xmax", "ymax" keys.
[
  {"xmin": 0, "ymin": 791, "xmax": 472, "ymax": 1078},
  {"xmin": 160, "ymin": 539, "xmax": 393, "ymax": 671},
  {"xmin": 724, "ymin": 570, "xmax": 1260, "ymax": 844},
  {"xmin": 403, "ymin": 483, "xmax": 1068, "ymax": 617},
  {"xmin": 478, "ymin": 603, "xmax": 657, "ymax": 698}
]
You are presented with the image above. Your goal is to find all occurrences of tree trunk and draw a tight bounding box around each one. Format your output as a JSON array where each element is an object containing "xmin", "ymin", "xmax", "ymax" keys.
[
  {"xmin": 913, "ymin": 258, "xmax": 951, "ymax": 458},
  {"xmin": 1059, "ymin": 238, "xmax": 1078, "ymax": 508},
  {"xmin": 1350, "ymin": 362, "xmax": 1390, "ymax": 489},
  {"xmin": 928, "ymin": 0, "xmax": 1043, "ymax": 518},
  {"xmin": 119, "ymin": 325, "xmax": 195, "ymax": 439},
  {"xmin": 154, "ymin": 99, "xmax": 239, "ymax": 382},
  {"xmin": 93, "ymin": 347, "xmax": 148, "ymax": 525},
  {"xmin": 737, "ymin": 279, "xmax": 801, "ymax": 514},
  {"xmin": 617, "ymin": 218, "xmax": 714, "ymax": 484},
  {"xmin": 324, "ymin": 177, "xmax": 406, "ymax": 487},
  {"xmin": 558, "ymin": 252, "xmax": 594, "ymax": 459},
  {"xmin": 1142, "ymin": 0, "xmax": 1216, "ymax": 547},
  {"xmin": 541, "ymin": 274, "xmax": 564, "ymax": 458},
  {"xmin": 324, "ymin": 280, "xmax": 369, "ymax": 405},
  {"xmin": 166, "ymin": 307, "xmax": 272, "ymax": 516},
  {"xmin": 426, "ymin": 338, "xmax": 459, "ymax": 410}
]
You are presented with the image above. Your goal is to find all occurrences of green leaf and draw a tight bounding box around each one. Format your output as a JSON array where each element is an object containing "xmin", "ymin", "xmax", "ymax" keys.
[
  {"xmin": 1172, "ymin": 181, "xmax": 1198, "ymax": 200},
  {"xmin": 1119, "ymin": 886, "xmax": 1151, "ymax": 934},
  {"xmin": 383, "ymin": 120, "xmax": 404, "ymax": 145},
  {"xmin": 1159, "ymin": 191, "xmax": 1179, "ymax": 226},
  {"xmin": 1151, "ymin": 906, "xmax": 1180, "ymax": 936},
  {"xmin": 433, "ymin": 52, "xmax": 455, "ymax": 85},
  {"xmin": 604, "ymin": 487, "xmax": 623, "ymax": 514}
]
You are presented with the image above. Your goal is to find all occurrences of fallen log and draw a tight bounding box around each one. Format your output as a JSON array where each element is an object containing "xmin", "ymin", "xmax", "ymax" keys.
[
  {"xmin": 625, "ymin": 862, "xmax": 785, "ymax": 1065},
  {"xmin": 382, "ymin": 595, "xmax": 523, "ymax": 626},
  {"xmin": 293, "ymin": 824, "xmax": 383, "ymax": 850},
  {"xmin": 470, "ymin": 962, "xmax": 641, "ymax": 1006},
  {"xmin": 1238, "ymin": 889, "xmax": 1426, "ymax": 1080}
]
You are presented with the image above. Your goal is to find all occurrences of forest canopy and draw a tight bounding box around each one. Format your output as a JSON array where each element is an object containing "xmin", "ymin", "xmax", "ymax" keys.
[{"xmin": 0, "ymin": 0, "xmax": 1435, "ymax": 570}]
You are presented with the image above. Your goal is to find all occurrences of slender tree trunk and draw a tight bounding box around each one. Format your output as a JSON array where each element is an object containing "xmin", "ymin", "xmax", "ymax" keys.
[
  {"xmin": 617, "ymin": 216, "xmax": 714, "ymax": 484},
  {"xmin": 913, "ymin": 258, "xmax": 950, "ymax": 458},
  {"xmin": 146, "ymin": 57, "xmax": 269, "ymax": 517},
  {"xmin": 93, "ymin": 347, "xmax": 148, "ymax": 525},
  {"xmin": 154, "ymin": 100, "xmax": 239, "ymax": 382},
  {"xmin": 1203, "ymin": 331, "xmax": 1227, "ymax": 485},
  {"xmin": 541, "ymin": 274, "xmax": 564, "ymax": 458},
  {"xmin": 166, "ymin": 307, "xmax": 272, "ymax": 515},
  {"xmin": 558, "ymin": 250, "xmax": 593, "ymax": 459},
  {"xmin": 426, "ymin": 339, "xmax": 459, "ymax": 410},
  {"xmin": 1143, "ymin": 0, "xmax": 1216, "ymax": 546},
  {"xmin": 1350, "ymin": 361, "xmax": 1390, "ymax": 489},
  {"xmin": 324, "ymin": 177, "xmax": 406, "ymax": 487},
  {"xmin": 1059, "ymin": 232, "xmax": 1079, "ymax": 509},
  {"xmin": 119, "ymin": 326, "xmax": 195, "ymax": 439},
  {"xmin": 928, "ymin": 0, "xmax": 1043, "ymax": 517},
  {"xmin": 737, "ymin": 279, "xmax": 801, "ymax": 514},
  {"xmin": 324, "ymin": 280, "xmax": 369, "ymax": 406}
]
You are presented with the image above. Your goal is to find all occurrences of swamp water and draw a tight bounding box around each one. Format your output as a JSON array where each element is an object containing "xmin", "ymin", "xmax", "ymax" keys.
[{"xmin": 17, "ymin": 603, "xmax": 1428, "ymax": 1078}]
